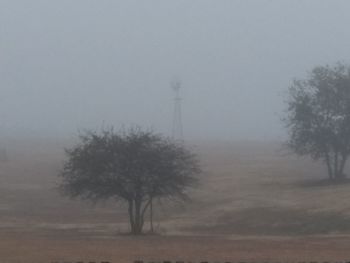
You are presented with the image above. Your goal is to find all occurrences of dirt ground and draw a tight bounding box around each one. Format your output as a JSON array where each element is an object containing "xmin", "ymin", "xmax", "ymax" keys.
[
  {"xmin": 2, "ymin": 232, "xmax": 350, "ymax": 263},
  {"xmin": 1, "ymin": 138, "xmax": 350, "ymax": 262}
]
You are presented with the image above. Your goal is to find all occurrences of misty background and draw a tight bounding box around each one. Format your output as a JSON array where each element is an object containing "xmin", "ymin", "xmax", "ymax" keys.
[{"xmin": 1, "ymin": 0, "xmax": 350, "ymax": 141}]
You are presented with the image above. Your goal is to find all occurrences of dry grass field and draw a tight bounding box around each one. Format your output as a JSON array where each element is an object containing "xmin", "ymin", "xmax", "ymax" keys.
[{"xmin": 1, "ymin": 138, "xmax": 350, "ymax": 262}]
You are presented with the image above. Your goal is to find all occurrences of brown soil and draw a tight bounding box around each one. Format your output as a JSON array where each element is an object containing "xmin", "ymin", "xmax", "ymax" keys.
[{"xmin": 1, "ymin": 233, "xmax": 350, "ymax": 263}]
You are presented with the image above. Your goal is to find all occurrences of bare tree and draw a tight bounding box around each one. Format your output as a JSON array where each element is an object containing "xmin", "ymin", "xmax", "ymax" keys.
[
  {"xmin": 59, "ymin": 128, "xmax": 200, "ymax": 235},
  {"xmin": 285, "ymin": 63, "xmax": 350, "ymax": 181}
]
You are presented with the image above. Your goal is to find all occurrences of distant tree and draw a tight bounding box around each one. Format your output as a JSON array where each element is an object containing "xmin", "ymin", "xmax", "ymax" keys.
[
  {"xmin": 59, "ymin": 128, "xmax": 200, "ymax": 235},
  {"xmin": 285, "ymin": 63, "xmax": 350, "ymax": 181}
]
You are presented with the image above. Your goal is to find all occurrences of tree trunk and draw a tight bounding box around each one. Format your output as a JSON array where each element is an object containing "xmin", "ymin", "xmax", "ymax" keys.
[
  {"xmin": 133, "ymin": 199, "xmax": 142, "ymax": 234},
  {"xmin": 339, "ymin": 154, "xmax": 347, "ymax": 177},
  {"xmin": 335, "ymin": 154, "xmax": 347, "ymax": 180},
  {"xmin": 334, "ymin": 151, "xmax": 339, "ymax": 179},
  {"xmin": 127, "ymin": 200, "xmax": 136, "ymax": 234},
  {"xmin": 150, "ymin": 197, "xmax": 154, "ymax": 233},
  {"xmin": 127, "ymin": 199, "xmax": 143, "ymax": 235},
  {"xmin": 325, "ymin": 150, "xmax": 348, "ymax": 181},
  {"xmin": 325, "ymin": 152, "xmax": 334, "ymax": 180}
]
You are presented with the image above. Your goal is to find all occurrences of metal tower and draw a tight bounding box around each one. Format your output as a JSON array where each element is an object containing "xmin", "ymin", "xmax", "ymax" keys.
[{"xmin": 171, "ymin": 80, "xmax": 184, "ymax": 141}]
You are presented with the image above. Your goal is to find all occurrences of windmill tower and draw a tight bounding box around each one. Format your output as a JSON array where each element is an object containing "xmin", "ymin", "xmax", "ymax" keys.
[{"xmin": 171, "ymin": 80, "xmax": 184, "ymax": 141}]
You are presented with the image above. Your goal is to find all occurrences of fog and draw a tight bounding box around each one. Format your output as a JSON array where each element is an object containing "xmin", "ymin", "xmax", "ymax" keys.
[{"xmin": 1, "ymin": 0, "xmax": 350, "ymax": 141}]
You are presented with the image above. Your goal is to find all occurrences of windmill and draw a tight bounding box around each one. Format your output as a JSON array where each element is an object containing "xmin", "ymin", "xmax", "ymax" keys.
[{"xmin": 171, "ymin": 80, "xmax": 184, "ymax": 141}]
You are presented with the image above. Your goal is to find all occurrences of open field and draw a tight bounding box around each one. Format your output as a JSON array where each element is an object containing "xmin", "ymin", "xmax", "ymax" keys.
[
  {"xmin": 1, "ymin": 138, "xmax": 350, "ymax": 261},
  {"xmin": 2, "ymin": 233, "xmax": 350, "ymax": 263}
]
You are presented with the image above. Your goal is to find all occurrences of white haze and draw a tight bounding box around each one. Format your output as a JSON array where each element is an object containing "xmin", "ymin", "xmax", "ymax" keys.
[{"xmin": 1, "ymin": 0, "xmax": 350, "ymax": 141}]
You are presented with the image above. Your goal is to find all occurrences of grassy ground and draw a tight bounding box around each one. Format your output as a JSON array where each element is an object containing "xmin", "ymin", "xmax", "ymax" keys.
[{"xmin": 1, "ymin": 138, "xmax": 350, "ymax": 262}]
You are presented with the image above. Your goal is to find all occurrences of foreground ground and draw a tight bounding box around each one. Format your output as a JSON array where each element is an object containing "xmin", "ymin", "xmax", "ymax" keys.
[
  {"xmin": 2, "ymin": 232, "xmax": 350, "ymax": 263},
  {"xmin": 1, "ymin": 138, "xmax": 350, "ymax": 262}
]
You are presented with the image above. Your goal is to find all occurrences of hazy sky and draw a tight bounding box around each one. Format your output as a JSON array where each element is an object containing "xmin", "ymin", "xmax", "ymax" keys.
[{"xmin": 1, "ymin": 0, "xmax": 350, "ymax": 140}]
